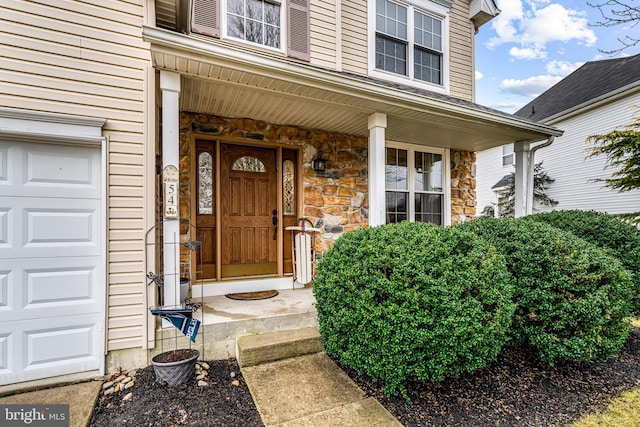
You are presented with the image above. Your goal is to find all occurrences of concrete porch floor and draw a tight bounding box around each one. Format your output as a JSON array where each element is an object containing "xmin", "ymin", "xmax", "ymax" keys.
[
  {"xmin": 153, "ymin": 287, "xmax": 319, "ymax": 361},
  {"xmin": 198, "ymin": 287, "xmax": 317, "ymax": 325}
]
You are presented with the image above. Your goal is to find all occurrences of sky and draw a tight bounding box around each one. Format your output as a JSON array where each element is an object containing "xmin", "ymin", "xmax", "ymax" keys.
[{"xmin": 474, "ymin": 0, "xmax": 640, "ymax": 113}]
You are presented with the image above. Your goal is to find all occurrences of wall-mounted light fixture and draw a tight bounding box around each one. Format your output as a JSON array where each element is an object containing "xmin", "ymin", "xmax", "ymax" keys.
[{"xmin": 312, "ymin": 151, "xmax": 326, "ymax": 172}]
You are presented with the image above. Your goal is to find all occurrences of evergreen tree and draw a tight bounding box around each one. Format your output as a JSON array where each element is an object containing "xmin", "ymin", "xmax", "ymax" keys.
[
  {"xmin": 495, "ymin": 162, "xmax": 558, "ymax": 218},
  {"xmin": 587, "ymin": 116, "xmax": 640, "ymax": 224}
]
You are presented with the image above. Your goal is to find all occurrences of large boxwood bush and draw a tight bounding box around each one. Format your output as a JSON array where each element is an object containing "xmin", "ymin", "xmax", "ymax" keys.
[
  {"xmin": 313, "ymin": 221, "xmax": 514, "ymax": 397},
  {"xmin": 526, "ymin": 210, "xmax": 640, "ymax": 316},
  {"xmin": 458, "ymin": 217, "xmax": 632, "ymax": 365}
]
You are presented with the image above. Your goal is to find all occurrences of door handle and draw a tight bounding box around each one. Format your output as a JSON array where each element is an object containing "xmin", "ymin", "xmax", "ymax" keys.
[{"xmin": 272, "ymin": 209, "xmax": 278, "ymax": 240}]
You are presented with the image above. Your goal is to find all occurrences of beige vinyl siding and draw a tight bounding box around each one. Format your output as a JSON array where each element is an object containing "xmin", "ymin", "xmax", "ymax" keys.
[
  {"xmin": 338, "ymin": 0, "xmax": 475, "ymax": 98},
  {"xmin": 341, "ymin": 0, "xmax": 368, "ymax": 75},
  {"xmin": 448, "ymin": 0, "xmax": 474, "ymax": 101},
  {"xmin": 0, "ymin": 1, "xmax": 149, "ymax": 351},
  {"xmin": 310, "ymin": 0, "xmax": 338, "ymax": 69}
]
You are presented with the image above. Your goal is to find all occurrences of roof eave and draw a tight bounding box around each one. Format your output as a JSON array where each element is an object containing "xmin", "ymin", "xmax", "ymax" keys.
[{"xmin": 142, "ymin": 26, "xmax": 561, "ymax": 145}]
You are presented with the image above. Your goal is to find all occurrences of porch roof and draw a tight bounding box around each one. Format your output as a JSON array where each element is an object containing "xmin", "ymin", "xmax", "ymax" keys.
[{"xmin": 143, "ymin": 26, "xmax": 562, "ymax": 152}]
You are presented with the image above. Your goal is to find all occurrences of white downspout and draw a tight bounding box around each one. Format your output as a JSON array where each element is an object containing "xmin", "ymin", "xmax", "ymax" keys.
[{"xmin": 526, "ymin": 136, "xmax": 555, "ymax": 216}]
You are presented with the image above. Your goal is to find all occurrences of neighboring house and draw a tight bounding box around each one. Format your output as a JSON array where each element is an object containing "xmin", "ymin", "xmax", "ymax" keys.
[
  {"xmin": 0, "ymin": 0, "xmax": 559, "ymax": 389},
  {"xmin": 477, "ymin": 54, "xmax": 640, "ymax": 217}
]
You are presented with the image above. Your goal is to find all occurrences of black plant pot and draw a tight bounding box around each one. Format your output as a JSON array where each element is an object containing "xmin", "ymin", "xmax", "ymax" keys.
[{"xmin": 151, "ymin": 349, "xmax": 199, "ymax": 386}]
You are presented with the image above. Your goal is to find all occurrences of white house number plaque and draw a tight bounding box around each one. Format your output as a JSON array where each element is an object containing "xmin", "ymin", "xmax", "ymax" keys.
[{"xmin": 163, "ymin": 165, "xmax": 179, "ymax": 219}]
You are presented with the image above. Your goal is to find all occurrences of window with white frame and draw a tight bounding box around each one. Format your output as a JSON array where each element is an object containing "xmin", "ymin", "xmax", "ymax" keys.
[
  {"xmin": 226, "ymin": 0, "xmax": 282, "ymax": 49},
  {"xmin": 373, "ymin": 0, "xmax": 448, "ymax": 88},
  {"xmin": 385, "ymin": 145, "xmax": 448, "ymax": 225},
  {"xmin": 502, "ymin": 144, "xmax": 514, "ymax": 166}
]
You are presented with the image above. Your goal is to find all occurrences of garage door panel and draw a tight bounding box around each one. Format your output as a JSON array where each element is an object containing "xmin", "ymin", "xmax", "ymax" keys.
[
  {"xmin": 25, "ymin": 265, "xmax": 98, "ymax": 308},
  {"xmin": 1, "ymin": 314, "xmax": 103, "ymax": 384},
  {"xmin": 0, "ymin": 332, "xmax": 10, "ymax": 374},
  {"xmin": 0, "ymin": 197, "xmax": 100, "ymax": 259},
  {"xmin": 0, "ymin": 143, "xmax": 8, "ymax": 184},
  {"xmin": 0, "ymin": 270, "xmax": 9, "ymax": 312},
  {"xmin": 26, "ymin": 147, "xmax": 96, "ymax": 187},
  {"xmin": 26, "ymin": 324, "xmax": 96, "ymax": 366},
  {"xmin": 0, "ymin": 258, "xmax": 102, "ymax": 323},
  {"xmin": 26, "ymin": 206, "xmax": 97, "ymax": 246},
  {"xmin": 0, "ymin": 141, "xmax": 100, "ymax": 199},
  {"xmin": 0, "ymin": 208, "xmax": 11, "ymax": 248}
]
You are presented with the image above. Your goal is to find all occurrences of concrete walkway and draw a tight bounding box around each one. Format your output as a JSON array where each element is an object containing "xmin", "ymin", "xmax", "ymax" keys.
[
  {"xmin": 238, "ymin": 327, "xmax": 402, "ymax": 427},
  {"xmin": 242, "ymin": 352, "xmax": 402, "ymax": 426},
  {"xmin": 0, "ymin": 381, "xmax": 102, "ymax": 427}
]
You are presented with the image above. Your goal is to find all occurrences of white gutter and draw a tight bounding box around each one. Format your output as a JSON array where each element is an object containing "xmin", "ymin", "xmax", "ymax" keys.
[
  {"xmin": 142, "ymin": 25, "xmax": 562, "ymax": 139},
  {"xmin": 526, "ymin": 136, "xmax": 555, "ymax": 215}
]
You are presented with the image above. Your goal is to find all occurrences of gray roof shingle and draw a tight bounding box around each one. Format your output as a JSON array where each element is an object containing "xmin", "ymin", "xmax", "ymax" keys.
[{"xmin": 515, "ymin": 53, "xmax": 640, "ymax": 122}]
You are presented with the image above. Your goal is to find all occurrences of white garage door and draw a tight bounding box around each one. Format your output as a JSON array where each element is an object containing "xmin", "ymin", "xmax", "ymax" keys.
[{"xmin": 0, "ymin": 140, "xmax": 104, "ymax": 385}]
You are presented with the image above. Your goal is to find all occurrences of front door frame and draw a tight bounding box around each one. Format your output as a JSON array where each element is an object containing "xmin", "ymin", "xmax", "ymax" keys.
[{"xmin": 190, "ymin": 134, "xmax": 302, "ymax": 285}]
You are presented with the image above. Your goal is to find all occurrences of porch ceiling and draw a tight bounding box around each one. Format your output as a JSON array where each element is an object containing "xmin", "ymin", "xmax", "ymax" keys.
[{"xmin": 144, "ymin": 26, "xmax": 562, "ymax": 152}]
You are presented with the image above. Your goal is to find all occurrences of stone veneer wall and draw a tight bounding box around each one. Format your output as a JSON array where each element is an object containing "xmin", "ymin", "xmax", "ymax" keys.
[
  {"xmin": 177, "ymin": 112, "xmax": 369, "ymax": 254},
  {"xmin": 173, "ymin": 112, "xmax": 477, "ymax": 254},
  {"xmin": 450, "ymin": 150, "xmax": 477, "ymax": 224}
]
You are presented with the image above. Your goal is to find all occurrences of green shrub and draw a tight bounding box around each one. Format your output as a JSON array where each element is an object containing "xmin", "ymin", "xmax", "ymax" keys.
[
  {"xmin": 313, "ymin": 221, "xmax": 514, "ymax": 397},
  {"xmin": 458, "ymin": 217, "xmax": 632, "ymax": 365},
  {"xmin": 526, "ymin": 210, "xmax": 640, "ymax": 316}
]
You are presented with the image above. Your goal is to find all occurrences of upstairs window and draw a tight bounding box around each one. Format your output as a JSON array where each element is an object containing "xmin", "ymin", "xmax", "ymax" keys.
[
  {"xmin": 191, "ymin": 0, "xmax": 310, "ymax": 60},
  {"xmin": 227, "ymin": 0, "xmax": 281, "ymax": 48},
  {"xmin": 371, "ymin": 0, "xmax": 448, "ymax": 91}
]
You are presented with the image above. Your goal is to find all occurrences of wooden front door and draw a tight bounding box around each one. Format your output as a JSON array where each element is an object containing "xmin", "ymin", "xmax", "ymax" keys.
[{"xmin": 220, "ymin": 144, "xmax": 278, "ymax": 277}]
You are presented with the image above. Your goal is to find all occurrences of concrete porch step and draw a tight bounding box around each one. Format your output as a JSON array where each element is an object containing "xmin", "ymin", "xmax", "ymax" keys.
[{"xmin": 237, "ymin": 327, "xmax": 324, "ymax": 368}]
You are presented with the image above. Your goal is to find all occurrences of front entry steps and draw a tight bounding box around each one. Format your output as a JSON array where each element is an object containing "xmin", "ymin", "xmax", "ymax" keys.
[
  {"xmin": 238, "ymin": 328, "xmax": 403, "ymax": 427},
  {"xmin": 237, "ymin": 327, "xmax": 323, "ymax": 368}
]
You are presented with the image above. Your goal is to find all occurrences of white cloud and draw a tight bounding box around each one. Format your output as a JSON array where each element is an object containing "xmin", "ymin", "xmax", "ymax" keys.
[
  {"xmin": 487, "ymin": 0, "xmax": 524, "ymax": 48},
  {"xmin": 545, "ymin": 60, "xmax": 582, "ymax": 76},
  {"xmin": 509, "ymin": 46, "xmax": 546, "ymax": 60},
  {"xmin": 487, "ymin": 1, "xmax": 597, "ymax": 61},
  {"xmin": 475, "ymin": 71, "xmax": 484, "ymax": 80},
  {"xmin": 519, "ymin": 4, "xmax": 597, "ymax": 46},
  {"xmin": 500, "ymin": 75, "xmax": 563, "ymax": 97}
]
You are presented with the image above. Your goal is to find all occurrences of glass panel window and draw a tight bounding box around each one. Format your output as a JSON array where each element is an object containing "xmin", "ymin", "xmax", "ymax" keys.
[
  {"xmin": 374, "ymin": 0, "xmax": 444, "ymax": 86},
  {"xmin": 227, "ymin": 0, "xmax": 281, "ymax": 48},
  {"xmin": 386, "ymin": 146, "xmax": 446, "ymax": 225},
  {"xmin": 415, "ymin": 152, "xmax": 442, "ymax": 192},
  {"xmin": 375, "ymin": 0, "xmax": 408, "ymax": 76},
  {"xmin": 232, "ymin": 156, "xmax": 266, "ymax": 172},
  {"xmin": 198, "ymin": 152, "xmax": 213, "ymax": 215},
  {"xmin": 385, "ymin": 147, "xmax": 408, "ymax": 223},
  {"xmin": 283, "ymin": 160, "xmax": 295, "ymax": 215},
  {"xmin": 502, "ymin": 144, "xmax": 514, "ymax": 166}
]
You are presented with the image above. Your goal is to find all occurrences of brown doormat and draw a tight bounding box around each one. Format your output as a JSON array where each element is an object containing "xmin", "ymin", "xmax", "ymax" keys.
[{"xmin": 225, "ymin": 290, "xmax": 279, "ymax": 300}]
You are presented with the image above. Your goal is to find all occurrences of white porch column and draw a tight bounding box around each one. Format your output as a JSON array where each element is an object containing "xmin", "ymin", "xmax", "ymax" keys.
[
  {"xmin": 368, "ymin": 112, "xmax": 387, "ymax": 227},
  {"xmin": 160, "ymin": 71, "xmax": 180, "ymax": 308},
  {"xmin": 513, "ymin": 141, "xmax": 530, "ymax": 218}
]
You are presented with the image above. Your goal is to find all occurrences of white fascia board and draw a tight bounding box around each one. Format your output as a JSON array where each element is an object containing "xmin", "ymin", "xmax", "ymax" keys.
[{"xmin": 142, "ymin": 25, "xmax": 561, "ymax": 138}]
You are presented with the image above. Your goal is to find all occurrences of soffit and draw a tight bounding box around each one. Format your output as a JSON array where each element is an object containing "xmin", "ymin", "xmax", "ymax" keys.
[{"xmin": 145, "ymin": 26, "xmax": 561, "ymax": 152}]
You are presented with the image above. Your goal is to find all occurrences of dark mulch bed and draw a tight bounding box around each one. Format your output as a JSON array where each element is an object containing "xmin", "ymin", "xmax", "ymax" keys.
[
  {"xmin": 90, "ymin": 328, "xmax": 640, "ymax": 427},
  {"xmin": 89, "ymin": 359, "xmax": 263, "ymax": 427},
  {"xmin": 344, "ymin": 327, "xmax": 640, "ymax": 427}
]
